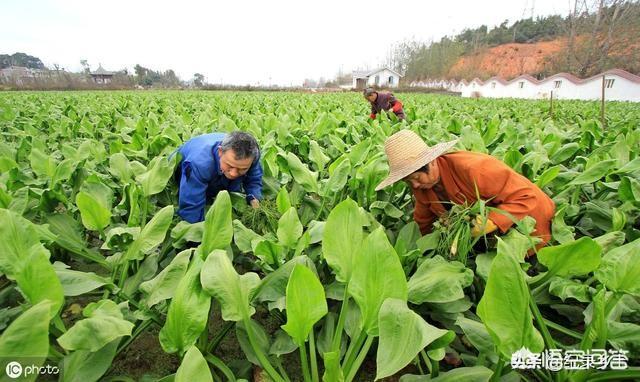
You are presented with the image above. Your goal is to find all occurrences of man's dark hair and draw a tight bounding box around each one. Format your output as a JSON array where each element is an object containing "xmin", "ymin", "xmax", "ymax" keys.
[
  {"xmin": 220, "ymin": 131, "xmax": 259, "ymax": 160},
  {"xmin": 363, "ymin": 88, "xmax": 377, "ymax": 97}
]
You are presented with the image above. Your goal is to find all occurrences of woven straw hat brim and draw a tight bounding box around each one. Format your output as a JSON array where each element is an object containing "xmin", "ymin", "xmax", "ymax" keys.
[{"xmin": 375, "ymin": 139, "xmax": 458, "ymax": 191}]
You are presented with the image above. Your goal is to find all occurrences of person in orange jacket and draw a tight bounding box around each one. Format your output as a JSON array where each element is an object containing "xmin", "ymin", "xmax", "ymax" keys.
[
  {"xmin": 375, "ymin": 130, "xmax": 556, "ymax": 251},
  {"xmin": 364, "ymin": 88, "xmax": 405, "ymax": 120}
]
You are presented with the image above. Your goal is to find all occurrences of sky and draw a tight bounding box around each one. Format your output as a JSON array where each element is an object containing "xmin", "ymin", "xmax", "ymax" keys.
[{"xmin": 2, "ymin": 0, "xmax": 572, "ymax": 86}]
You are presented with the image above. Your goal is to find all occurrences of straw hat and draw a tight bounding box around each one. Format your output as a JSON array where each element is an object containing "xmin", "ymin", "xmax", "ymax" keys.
[{"xmin": 375, "ymin": 130, "xmax": 458, "ymax": 191}]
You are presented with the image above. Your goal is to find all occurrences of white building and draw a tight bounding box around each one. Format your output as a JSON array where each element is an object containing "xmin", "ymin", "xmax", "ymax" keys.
[
  {"xmin": 412, "ymin": 69, "xmax": 640, "ymax": 102},
  {"xmin": 352, "ymin": 67, "xmax": 403, "ymax": 89}
]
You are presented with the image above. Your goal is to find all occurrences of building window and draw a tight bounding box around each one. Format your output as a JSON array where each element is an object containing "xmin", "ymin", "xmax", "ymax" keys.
[
  {"xmin": 519, "ymin": 81, "xmax": 524, "ymax": 88},
  {"xmin": 388, "ymin": 76, "xmax": 394, "ymax": 85},
  {"xmin": 375, "ymin": 75, "xmax": 380, "ymax": 85},
  {"xmin": 605, "ymin": 79, "xmax": 615, "ymax": 88},
  {"xmin": 554, "ymin": 80, "xmax": 562, "ymax": 88},
  {"xmin": 492, "ymin": 82, "xmax": 496, "ymax": 88}
]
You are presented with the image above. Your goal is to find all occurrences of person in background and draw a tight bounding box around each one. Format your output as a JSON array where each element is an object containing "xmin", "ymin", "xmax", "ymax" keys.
[
  {"xmin": 375, "ymin": 130, "xmax": 555, "ymax": 252},
  {"xmin": 175, "ymin": 131, "xmax": 263, "ymax": 223},
  {"xmin": 364, "ymin": 87, "xmax": 405, "ymax": 121}
]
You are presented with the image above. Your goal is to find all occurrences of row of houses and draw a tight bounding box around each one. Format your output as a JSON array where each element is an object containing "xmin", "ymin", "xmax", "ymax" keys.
[
  {"xmin": 409, "ymin": 69, "xmax": 640, "ymax": 102},
  {"xmin": 0, "ymin": 65, "xmax": 116, "ymax": 85}
]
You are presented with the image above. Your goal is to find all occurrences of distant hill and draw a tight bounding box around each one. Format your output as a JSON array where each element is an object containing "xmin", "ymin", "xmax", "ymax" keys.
[
  {"xmin": 0, "ymin": 52, "xmax": 46, "ymax": 70},
  {"xmin": 395, "ymin": 1, "xmax": 640, "ymax": 82},
  {"xmin": 448, "ymin": 39, "xmax": 566, "ymax": 80}
]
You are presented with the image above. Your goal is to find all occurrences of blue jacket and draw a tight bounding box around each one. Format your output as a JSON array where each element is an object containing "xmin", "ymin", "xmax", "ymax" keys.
[{"xmin": 176, "ymin": 133, "xmax": 263, "ymax": 223}]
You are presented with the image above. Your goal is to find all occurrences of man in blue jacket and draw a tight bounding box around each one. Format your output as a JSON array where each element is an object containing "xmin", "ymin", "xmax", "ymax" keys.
[{"xmin": 175, "ymin": 131, "xmax": 263, "ymax": 223}]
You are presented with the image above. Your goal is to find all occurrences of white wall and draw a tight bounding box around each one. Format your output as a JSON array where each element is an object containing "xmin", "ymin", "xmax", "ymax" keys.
[
  {"xmin": 440, "ymin": 71, "xmax": 640, "ymax": 102},
  {"xmin": 365, "ymin": 69, "xmax": 401, "ymax": 88}
]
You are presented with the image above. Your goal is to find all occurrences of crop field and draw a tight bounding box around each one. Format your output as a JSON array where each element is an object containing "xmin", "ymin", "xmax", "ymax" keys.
[{"xmin": 0, "ymin": 91, "xmax": 639, "ymax": 382}]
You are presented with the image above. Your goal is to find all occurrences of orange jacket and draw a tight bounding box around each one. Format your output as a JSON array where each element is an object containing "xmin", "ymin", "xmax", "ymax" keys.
[{"xmin": 413, "ymin": 151, "xmax": 555, "ymax": 248}]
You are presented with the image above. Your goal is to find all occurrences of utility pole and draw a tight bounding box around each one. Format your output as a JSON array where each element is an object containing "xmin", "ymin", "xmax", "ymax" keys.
[{"xmin": 600, "ymin": 75, "xmax": 606, "ymax": 129}]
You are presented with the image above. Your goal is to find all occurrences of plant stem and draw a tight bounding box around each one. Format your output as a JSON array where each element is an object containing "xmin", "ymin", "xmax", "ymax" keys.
[
  {"xmin": 490, "ymin": 359, "xmax": 505, "ymax": 382},
  {"xmin": 529, "ymin": 288, "xmax": 556, "ymax": 350},
  {"xmin": 116, "ymin": 319, "xmax": 154, "ymax": 356},
  {"xmin": 543, "ymin": 319, "xmax": 582, "ymax": 340},
  {"xmin": 420, "ymin": 350, "xmax": 431, "ymax": 374},
  {"xmin": 207, "ymin": 321, "xmax": 235, "ymax": 353},
  {"xmin": 342, "ymin": 330, "xmax": 366, "ymax": 373},
  {"xmin": 243, "ymin": 319, "xmax": 284, "ymax": 382},
  {"xmin": 344, "ymin": 335, "xmax": 373, "ymax": 382},
  {"xmin": 299, "ymin": 340, "xmax": 312, "ymax": 382},
  {"xmin": 309, "ymin": 329, "xmax": 320, "ymax": 382},
  {"xmin": 331, "ymin": 287, "xmax": 349, "ymax": 353},
  {"xmin": 205, "ymin": 353, "xmax": 236, "ymax": 382}
]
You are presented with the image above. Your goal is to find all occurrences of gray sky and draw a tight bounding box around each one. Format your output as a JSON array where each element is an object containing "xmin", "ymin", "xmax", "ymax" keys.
[{"xmin": 2, "ymin": 0, "xmax": 571, "ymax": 85}]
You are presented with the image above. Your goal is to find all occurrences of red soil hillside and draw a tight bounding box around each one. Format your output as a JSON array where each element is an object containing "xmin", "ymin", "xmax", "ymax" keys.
[{"xmin": 448, "ymin": 39, "xmax": 566, "ymax": 80}]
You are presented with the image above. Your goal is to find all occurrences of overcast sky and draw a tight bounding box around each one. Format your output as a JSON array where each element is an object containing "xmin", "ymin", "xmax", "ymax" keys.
[{"xmin": 2, "ymin": 0, "xmax": 572, "ymax": 85}]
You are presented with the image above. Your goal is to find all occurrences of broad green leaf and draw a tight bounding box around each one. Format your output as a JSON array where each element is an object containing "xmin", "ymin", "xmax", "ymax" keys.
[
  {"xmin": 109, "ymin": 152, "xmax": 134, "ymax": 183},
  {"xmin": 58, "ymin": 300, "xmax": 134, "ymax": 352},
  {"xmin": 309, "ymin": 140, "xmax": 330, "ymax": 172},
  {"xmin": 102, "ymin": 226, "xmax": 140, "ymax": 251},
  {"xmin": 253, "ymin": 256, "xmax": 317, "ymax": 305},
  {"xmin": 254, "ymin": 239, "xmax": 285, "ymax": 265},
  {"xmin": 593, "ymin": 231, "xmax": 626, "ymax": 253},
  {"xmin": 200, "ymin": 250, "xmax": 260, "ymax": 321},
  {"xmin": 171, "ymin": 220, "xmax": 204, "ymax": 248},
  {"xmin": 550, "ymin": 142, "xmax": 580, "ymax": 164},
  {"xmin": 0, "ymin": 209, "xmax": 46, "ymax": 277},
  {"xmin": 61, "ymin": 340, "xmax": 118, "ymax": 382},
  {"xmin": 277, "ymin": 207, "xmax": 303, "ymax": 248},
  {"xmin": 51, "ymin": 159, "xmax": 76, "ymax": 187},
  {"xmin": 537, "ymin": 237, "xmax": 601, "ymax": 278},
  {"xmin": 376, "ymin": 298, "xmax": 448, "ymax": 380},
  {"xmin": 282, "ymin": 264, "xmax": 328, "ymax": 346},
  {"xmin": 53, "ymin": 262, "xmax": 113, "ymax": 297},
  {"xmin": 29, "ymin": 147, "xmax": 56, "ymax": 178},
  {"xmin": 276, "ymin": 187, "xmax": 292, "ymax": 214},
  {"xmin": 200, "ymin": 191, "xmax": 233, "ymax": 256},
  {"xmin": 233, "ymin": 219, "xmax": 263, "ymax": 253},
  {"xmin": 618, "ymin": 176, "xmax": 640, "ymax": 203},
  {"xmin": 568, "ymin": 159, "xmax": 617, "ymax": 185},
  {"xmin": 322, "ymin": 199, "xmax": 365, "ymax": 283},
  {"xmin": 408, "ymin": 255, "xmax": 473, "ymax": 304},
  {"xmin": 607, "ymin": 321, "xmax": 640, "ymax": 356},
  {"xmin": 284, "ymin": 152, "xmax": 319, "ymax": 193},
  {"xmin": 140, "ymin": 249, "xmax": 192, "ymax": 308},
  {"xmin": 76, "ymin": 178, "xmax": 113, "ymax": 232},
  {"xmin": 535, "ymin": 165, "xmax": 560, "ymax": 188},
  {"xmin": 46, "ymin": 214, "xmax": 106, "ymax": 266},
  {"xmin": 175, "ymin": 346, "xmax": 212, "ymax": 382},
  {"xmin": 323, "ymin": 157, "xmax": 351, "ymax": 196},
  {"xmin": 594, "ymin": 238, "xmax": 640, "ymax": 296},
  {"xmin": 122, "ymin": 252, "xmax": 159, "ymax": 297},
  {"xmin": 349, "ymin": 228, "xmax": 407, "ymax": 335},
  {"xmin": 14, "ymin": 245, "xmax": 64, "ymax": 318},
  {"xmin": 548, "ymin": 277, "xmax": 593, "ymax": 303},
  {"xmin": 136, "ymin": 155, "xmax": 177, "ymax": 197},
  {"xmin": 270, "ymin": 329, "xmax": 298, "ymax": 356},
  {"xmin": 454, "ymin": 316, "xmax": 494, "ymax": 354},
  {"xmin": 159, "ymin": 256, "xmax": 211, "ymax": 355},
  {"xmin": 0, "ymin": 301, "xmax": 52, "ymax": 382},
  {"xmin": 477, "ymin": 251, "xmax": 544, "ymax": 359},
  {"xmin": 123, "ymin": 205, "xmax": 174, "ymax": 262}
]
